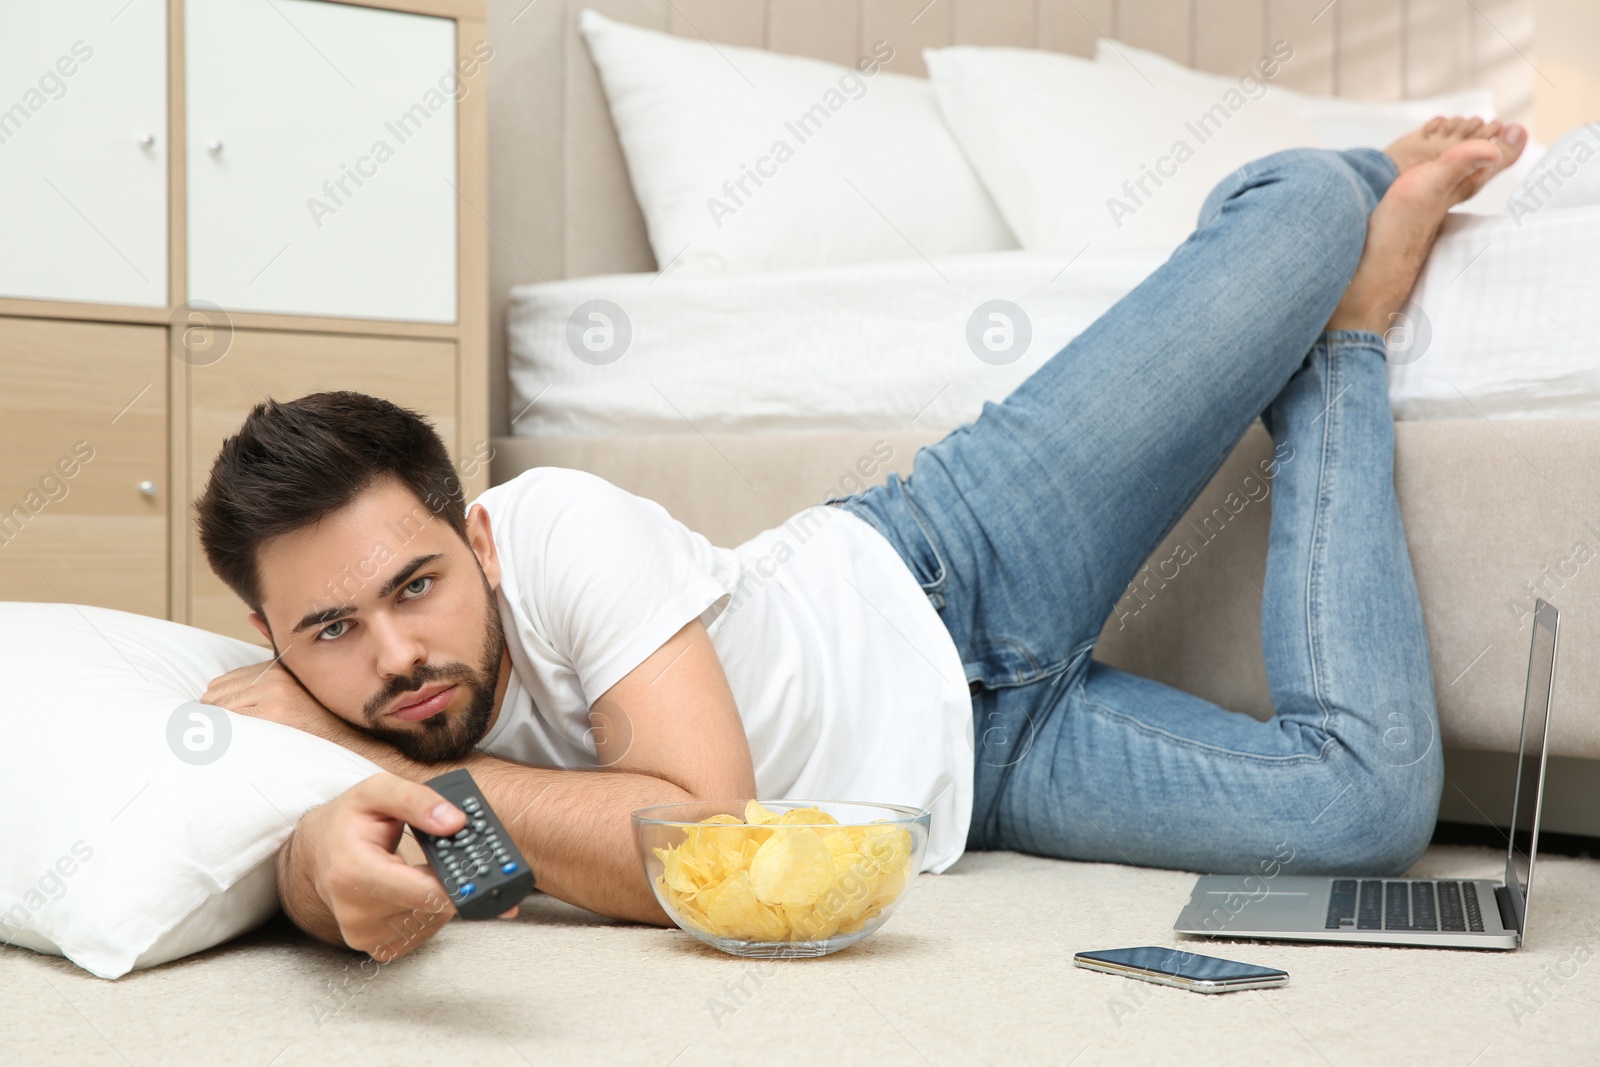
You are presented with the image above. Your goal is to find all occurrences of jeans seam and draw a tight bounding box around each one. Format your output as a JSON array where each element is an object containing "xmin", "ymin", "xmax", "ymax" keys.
[
  {"xmin": 1075, "ymin": 691, "xmax": 1334, "ymax": 765},
  {"xmin": 1306, "ymin": 341, "xmax": 1339, "ymax": 737}
]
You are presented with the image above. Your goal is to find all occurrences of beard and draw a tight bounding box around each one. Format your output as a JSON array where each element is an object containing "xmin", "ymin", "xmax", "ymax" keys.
[{"xmin": 357, "ymin": 573, "xmax": 507, "ymax": 763}]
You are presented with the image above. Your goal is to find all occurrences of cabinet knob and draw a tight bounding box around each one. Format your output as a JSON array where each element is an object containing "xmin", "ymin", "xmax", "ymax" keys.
[
  {"xmin": 207, "ymin": 140, "xmax": 223, "ymax": 154},
  {"xmin": 138, "ymin": 480, "xmax": 158, "ymax": 498},
  {"xmin": 138, "ymin": 133, "xmax": 155, "ymax": 148}
]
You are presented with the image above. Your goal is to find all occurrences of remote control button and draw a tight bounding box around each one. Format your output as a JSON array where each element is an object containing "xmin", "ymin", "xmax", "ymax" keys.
[
  {"xmin": 501, "ymin": 862, "xmax": 519, "ymax": 874},
  {"xmin": 458, "ymin": 882, "xmax": 475, "ymax": 896},
  {"xmin": 472, "ymin": 819, "xmax": 488, "ymax": 832}
]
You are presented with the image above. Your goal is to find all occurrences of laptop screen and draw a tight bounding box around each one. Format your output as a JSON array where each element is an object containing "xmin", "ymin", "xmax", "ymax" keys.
[{"xmin": 1504, "ymin": 599, "xmax": 1559, "ymax": 938}]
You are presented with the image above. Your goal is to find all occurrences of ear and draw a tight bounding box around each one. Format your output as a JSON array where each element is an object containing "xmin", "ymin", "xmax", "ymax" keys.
[
  {"xmin": 466, "ymin": 503, "xmax": 501, "ymax": 590},
  {"xmin": 247, "ymin": 611, "xmax": 273, "ymax": 646}
]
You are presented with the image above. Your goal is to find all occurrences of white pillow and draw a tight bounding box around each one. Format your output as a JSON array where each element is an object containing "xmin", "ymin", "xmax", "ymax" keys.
[
  {"xmin": 577, "ymin": 9, "xmax": 1016, "ymax": 275},
  {"xmin": 924, "ymin": 46, "xmax": 1321, "ymax": 254},
  {"xmin": 1090, "ymin": 38, "xmax": 1543, "ymax": 216},
  {"xmin": 1507, "ymin": 121, "xmax": 1600, "ymax": 218},
  {"xmin": 1093, "ymin": 37, "xmax": 1497, "ymax": 149},
  {"xmin": 0, "ymin": 603, "xmax": 383, "ymax": 978}
]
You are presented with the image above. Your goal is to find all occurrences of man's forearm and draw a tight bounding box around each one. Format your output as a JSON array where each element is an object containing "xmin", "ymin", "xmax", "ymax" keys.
[
  {"xmin": 426, "ymin": 751, "xmax": 690, "ymax": 924},
  {"xmin": 284, "ymin": 735, "xmax": 689, "ymax": 934},
  {"xmin": 275, "ymin": 816, "xmax": 345, "ymax": 949}
]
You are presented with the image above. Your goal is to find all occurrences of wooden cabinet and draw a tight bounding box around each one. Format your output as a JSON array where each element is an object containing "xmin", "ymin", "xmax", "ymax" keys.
[
  {"xmin": 0, "ymin": 0, "xmax": 488, "ymax": 640},
  {"xmin": 187, "ymin": 330, "xmax": 458, "ymax": 641},
  {"xmin": 185, "ymin": 0, "xmax": 459, "ymax": 322},
  {"xmin": 0, "ymin": 0, "xmax": 167, "ymax": 306},
  {"xmin": 0, "ymin": 318, "xmax": 168, "ymax": 616}
]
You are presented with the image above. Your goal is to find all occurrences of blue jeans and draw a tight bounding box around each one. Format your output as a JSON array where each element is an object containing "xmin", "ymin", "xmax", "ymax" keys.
[{"xmin": 829, "ymin": 148, "xmax": 1442, "ymax": 877}]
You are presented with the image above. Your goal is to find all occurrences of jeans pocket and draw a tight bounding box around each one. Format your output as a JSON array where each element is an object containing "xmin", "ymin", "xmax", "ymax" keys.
[{"xmin": 898, "ymin": 489, "xmax": 950, "ymax": 605}]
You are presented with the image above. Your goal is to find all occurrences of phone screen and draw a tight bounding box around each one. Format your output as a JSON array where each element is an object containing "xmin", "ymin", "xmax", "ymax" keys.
[{"xmin": 1076, "ymin": 946, "xmax": 1286, "ymax": 982}]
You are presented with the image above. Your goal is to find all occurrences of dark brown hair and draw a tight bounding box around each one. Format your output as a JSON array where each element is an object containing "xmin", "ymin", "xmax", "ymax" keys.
[{"xmin": 196, "ymin": 391, "xmax": 468, "ymax": 616}]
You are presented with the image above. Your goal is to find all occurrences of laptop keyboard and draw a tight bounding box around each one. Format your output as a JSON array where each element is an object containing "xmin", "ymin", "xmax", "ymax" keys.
[{"xmin": 1324, "ymin": 879, "xmax": 1485, "ymax": 932}]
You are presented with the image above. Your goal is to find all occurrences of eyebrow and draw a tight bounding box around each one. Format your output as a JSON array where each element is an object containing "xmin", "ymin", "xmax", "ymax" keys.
[{"xmin": 289, "ymin": 553, "xmax": 446, "ymax": 636}]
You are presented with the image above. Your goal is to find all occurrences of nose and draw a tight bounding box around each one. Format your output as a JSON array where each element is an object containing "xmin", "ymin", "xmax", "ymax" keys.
[{"xmin": 368, "ymin": 610, "xmax": 429, "ymax": 686}]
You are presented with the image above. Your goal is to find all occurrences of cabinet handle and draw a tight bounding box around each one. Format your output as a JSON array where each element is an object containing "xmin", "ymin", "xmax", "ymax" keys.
[
  {"xmin": 138, "ymin": 133, "xmax": 155, "ymax": 148},
  {"xmin": 207, "ymin": 140, "xmax": 224, "ymax": 154},
  {"xmin": 138, "ymin": 480, "xmax": 158, "ymax": 498}
]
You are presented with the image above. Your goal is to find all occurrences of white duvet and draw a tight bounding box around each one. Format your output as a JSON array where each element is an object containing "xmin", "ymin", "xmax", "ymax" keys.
[{"xmin": 507, "ymin": 201, "xmax": 1600, "ymax": 438}]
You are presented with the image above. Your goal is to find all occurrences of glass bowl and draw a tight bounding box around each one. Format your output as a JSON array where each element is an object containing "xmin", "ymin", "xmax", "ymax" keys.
[{"xmin": 632, "ymin": 799, "xmax": 930, "ymax": 958}]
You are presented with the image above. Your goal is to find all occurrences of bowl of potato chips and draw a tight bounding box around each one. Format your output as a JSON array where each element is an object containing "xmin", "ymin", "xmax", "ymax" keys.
[{"xmin": 633, "ymin": 799, "xmax": 930, "ymax": 958}]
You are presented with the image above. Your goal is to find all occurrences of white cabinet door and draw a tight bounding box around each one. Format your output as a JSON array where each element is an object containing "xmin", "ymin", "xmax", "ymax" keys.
[
  {"xmin": 0, "ymin": 1, "xmax": 167, "ymax": 307},
  {"xmin": 186, "ymin": 0, "xmax": 457, "ymax": 323}
]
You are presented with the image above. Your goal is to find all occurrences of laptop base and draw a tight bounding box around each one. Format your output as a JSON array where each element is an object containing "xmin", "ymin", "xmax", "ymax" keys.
[{"xmin": 1172, "ymin": 875, "xmax": 1519, "ymax": 950}]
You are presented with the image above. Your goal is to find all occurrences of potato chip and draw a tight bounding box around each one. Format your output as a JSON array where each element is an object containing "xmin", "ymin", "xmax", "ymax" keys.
[
  {"xmin": 773, "ymin": 805, "xmax": 838, "ymax": 826},
  {"xmin": 821, "ymin": 829, "xmax": 856, "ymax": 860},
  {"xmin": 657, "ymin": 846, "xmax": 697, "ymax": 895},
  {"xmin": 743, "ymin": 799, "xmax": 779, "ymax": 825},
  {"xmin": 749, "ymin": 828, "xmax": 832, "ymax": 906}
]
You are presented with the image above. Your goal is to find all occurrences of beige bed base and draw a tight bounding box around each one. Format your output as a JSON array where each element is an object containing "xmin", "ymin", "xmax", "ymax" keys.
[{"xmin": 491, "ymin": 420, "xmax": 1600, "ymax": 770}]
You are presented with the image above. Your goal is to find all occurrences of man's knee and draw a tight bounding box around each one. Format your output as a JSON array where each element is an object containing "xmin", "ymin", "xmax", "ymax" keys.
[
  {"xmin": 1196, "ymin": 148, "xmax": 1374, "ymax": 298},
  {"xmin": 1311, "ymin": 762, "xmax": 1443, "ymax": 875}
]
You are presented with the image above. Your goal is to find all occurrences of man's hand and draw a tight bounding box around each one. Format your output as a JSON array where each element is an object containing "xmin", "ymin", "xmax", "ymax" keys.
[
  {"xmin": 202, "ymin": 660, "xmax": 435, "ymax": 779},
  {"xmin": 203, "ymin": 659, "xmax": 360, "ymax": 747},
  {"xmin": 280, "ymin": 772, "xmax": 517, "ymax": 959}
]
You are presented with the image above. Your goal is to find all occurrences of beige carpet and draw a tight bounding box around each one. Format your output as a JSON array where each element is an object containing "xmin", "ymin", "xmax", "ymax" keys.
[{"xmin": 3, "ymin": 844, "xmax": 1597, "ymax": 1066}]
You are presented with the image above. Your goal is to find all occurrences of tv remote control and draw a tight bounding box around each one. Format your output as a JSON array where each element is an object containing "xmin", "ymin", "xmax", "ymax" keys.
[{"xmin": 411, "ymin": 768, "xmax": 536, "ymax": 920}]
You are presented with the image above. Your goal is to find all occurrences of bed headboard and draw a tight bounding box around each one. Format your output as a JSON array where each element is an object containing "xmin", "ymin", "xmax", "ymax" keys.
[{"xmin": 484, "ymin": 0, "xmax": 1537, "ymax": 434}]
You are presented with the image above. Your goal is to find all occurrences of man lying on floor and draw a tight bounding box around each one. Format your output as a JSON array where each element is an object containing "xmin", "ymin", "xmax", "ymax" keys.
[{"xmin": 197, "ymin": 117, "xmax": 1528, "ymax": 961}]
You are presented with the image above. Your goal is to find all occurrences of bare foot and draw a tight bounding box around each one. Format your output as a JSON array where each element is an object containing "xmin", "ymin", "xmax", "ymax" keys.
[
  {"xmin": 1326, "ymin": 140, "xmax": 1508, "ymax": 336},
  {"xmin": 1384, "ymin": 115, "xmax": 1527, "ymax": 192}
]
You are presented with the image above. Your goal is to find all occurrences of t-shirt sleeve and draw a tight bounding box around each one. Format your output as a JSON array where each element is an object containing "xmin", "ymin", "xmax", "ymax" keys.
[{"xmin": 514, "ymin": 470, "xmax": 731, "ymax": 706}]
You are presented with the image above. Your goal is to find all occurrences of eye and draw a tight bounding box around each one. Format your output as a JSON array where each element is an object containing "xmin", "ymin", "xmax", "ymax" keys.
[
  {"xmin": 401, "ymin": 576, "xmax": 433, "ymax": 600},
  {"xmin": 316, "ymin": 619, "xmax": 349, "ymax": 642}
]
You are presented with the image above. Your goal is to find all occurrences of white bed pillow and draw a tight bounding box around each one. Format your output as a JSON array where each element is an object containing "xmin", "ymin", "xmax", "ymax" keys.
[
  {"xmin": 1507, "ymin": 121, "xmax": 1600, "ymax": 217},
  {"xmin": 1091, "ymin": 38, "xmax": 1545, "ymax": 216},
  {"xmin": 576, "ymin": 10, "xmax": 1016, "ymax": 275},
  {"xmin": 1094, "ymin": 37, "xmax": 1496, "ymax": 149},
  {"xmin": 924, "ymin": 46, "xmax": 1321, "ymax": 254},
  {"xmin": 0, "ymin": 603, "xmax": 384, "ymax": 979}
]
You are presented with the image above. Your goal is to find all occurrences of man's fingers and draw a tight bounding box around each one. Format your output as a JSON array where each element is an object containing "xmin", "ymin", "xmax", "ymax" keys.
[
  {"xmin": 349, "ymin": 772, "xmax": 466, "ymax": 836},
  {"xmin": 324, "ymin": 845, "xmax": 451, "ymax": 915},
  {"xmin": 346, "ymin": 897, "xmax": 455, "ymax": 961}
]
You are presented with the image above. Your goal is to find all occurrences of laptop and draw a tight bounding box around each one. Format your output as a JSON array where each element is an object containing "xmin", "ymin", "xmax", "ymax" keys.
[{"xmin": 1173, "ymin": 598, "xmax": 1560, "ymax": 951}]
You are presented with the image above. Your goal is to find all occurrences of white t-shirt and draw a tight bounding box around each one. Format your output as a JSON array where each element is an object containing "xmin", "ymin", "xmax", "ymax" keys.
[{"xmin": 471, "ymin": 467, "xmax": 975, "ymax": 873}]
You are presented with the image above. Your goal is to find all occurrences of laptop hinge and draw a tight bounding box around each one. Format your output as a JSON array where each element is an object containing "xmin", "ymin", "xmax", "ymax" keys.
[{"xmin": 1494, "ymin": 883, "xmax": 1519, "ymax": 936}]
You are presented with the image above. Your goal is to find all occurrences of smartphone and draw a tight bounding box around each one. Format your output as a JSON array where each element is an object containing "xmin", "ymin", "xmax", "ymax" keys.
[{"xmin": 1073, "ymin": 946, "xmax": 1288, "ymax": 993}]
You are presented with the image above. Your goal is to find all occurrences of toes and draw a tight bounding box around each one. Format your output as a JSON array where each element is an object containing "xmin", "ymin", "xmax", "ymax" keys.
[
  {"xmin": 1480, "ymin": 119, "xmax": 1504, "ymax": 141},
  {"xmin": 1423, "ymin": 116, "xmax": 1446, "ymax": 137},
  {"xmin": 1459, "ymin": 117, "xmax": 1486, "ymax": 139},
  {"xmin": 1498, "ymin": 123, "xmax": 1529, "ymax": 164}
]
